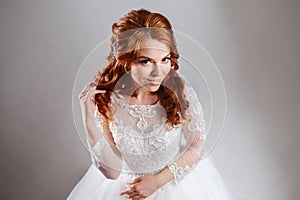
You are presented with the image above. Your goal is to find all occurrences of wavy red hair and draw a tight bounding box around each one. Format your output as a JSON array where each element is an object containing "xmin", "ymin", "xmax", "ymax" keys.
[{"xmin": 93, "ymin": 8, "xmax": 190, "ymax": 126}]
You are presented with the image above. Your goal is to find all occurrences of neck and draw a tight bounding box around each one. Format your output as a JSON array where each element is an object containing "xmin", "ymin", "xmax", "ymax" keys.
[
  {"xmin": 119, "ymin": 77, "xmax": 159, "ymax": 105},
  {"xmin": 130, "ymin": 87, "xmax": 158, "ymax": 105}
]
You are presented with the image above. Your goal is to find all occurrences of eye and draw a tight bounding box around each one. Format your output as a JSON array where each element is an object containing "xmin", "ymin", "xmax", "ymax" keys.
[
  {"xmin": 162, "ymin": 57, "xmax": 171, "ymax": 63},
  {"xmin": 139, "ymin": 59, "xmax": 152, "ymax": 65}
]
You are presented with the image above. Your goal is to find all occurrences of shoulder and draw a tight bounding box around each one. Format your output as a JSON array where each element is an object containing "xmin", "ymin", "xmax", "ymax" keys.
[
  {"xmin": 184, "ymin": 82, "xmax": 199, "ymax": 104},
  {"xmin": 183, "ymin": 82, "xmax": 204, "ymax": 117}
]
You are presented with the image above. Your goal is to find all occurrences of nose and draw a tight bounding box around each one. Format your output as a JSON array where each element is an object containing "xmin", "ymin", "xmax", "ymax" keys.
[{"xmin": 150, "ymin": 63, "xmax": 162, "ymax": 77}]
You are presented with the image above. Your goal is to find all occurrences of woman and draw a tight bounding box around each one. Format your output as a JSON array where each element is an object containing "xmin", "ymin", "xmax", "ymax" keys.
[{"xmin": 68, "ymin": 8, "xmax": 233, "ymax": 200}]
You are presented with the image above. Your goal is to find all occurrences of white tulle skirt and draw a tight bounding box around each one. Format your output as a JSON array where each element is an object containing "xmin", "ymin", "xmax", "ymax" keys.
[{"xmin": 67, "ymin": 156, "xmax": 234, "ymax": 200}]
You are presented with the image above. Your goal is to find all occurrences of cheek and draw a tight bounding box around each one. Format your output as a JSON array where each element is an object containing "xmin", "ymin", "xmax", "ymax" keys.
[
  {"xmin": 162, "ymin": 66, "xmax": 171, "ymax": 77},
  {"xmin": 130, "ymin": 67, "xmax": 148, "ymax": 82}
]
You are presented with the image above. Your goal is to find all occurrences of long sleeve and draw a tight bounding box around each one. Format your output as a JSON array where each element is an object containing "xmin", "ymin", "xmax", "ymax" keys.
[
  {"xmin": 167, "ymin": 85, "xmax": 207, "ymax": 184},
  {"xmin": 86, "ymin": 110, "xmax": 122, "ymax": 179}
]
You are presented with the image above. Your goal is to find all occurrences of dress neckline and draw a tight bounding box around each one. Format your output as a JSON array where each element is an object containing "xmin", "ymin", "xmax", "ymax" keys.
[{"xmin": 111, "ymin": 93, "xmax": 161, "ymax": 108}]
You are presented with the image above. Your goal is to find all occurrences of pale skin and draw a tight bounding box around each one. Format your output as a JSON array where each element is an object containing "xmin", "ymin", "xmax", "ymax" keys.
[{"xmin": 79, "ymin": 39, "xmax": 175, "ymax": 199}]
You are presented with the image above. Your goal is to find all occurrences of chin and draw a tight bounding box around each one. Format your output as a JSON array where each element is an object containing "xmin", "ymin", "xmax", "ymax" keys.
[{"xmin": 146, "ymin": 84, "xmax": 161, "ymax": 92}]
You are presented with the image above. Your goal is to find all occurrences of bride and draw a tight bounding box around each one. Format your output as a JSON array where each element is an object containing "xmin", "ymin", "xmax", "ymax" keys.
[{"xmin": 67, "ymin": 8, "xmax": 234, "ymax": 200}]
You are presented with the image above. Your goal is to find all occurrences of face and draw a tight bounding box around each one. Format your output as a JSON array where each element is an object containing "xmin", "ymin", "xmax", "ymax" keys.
[{"xmin": 130, "ymin": 39, "xmax": 171, "ymax": 93}]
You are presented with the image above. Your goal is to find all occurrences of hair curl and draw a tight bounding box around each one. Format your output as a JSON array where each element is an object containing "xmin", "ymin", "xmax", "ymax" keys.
[{"xmin": 93, "ymin": 8, "xmax": 189, "ymax": 126}]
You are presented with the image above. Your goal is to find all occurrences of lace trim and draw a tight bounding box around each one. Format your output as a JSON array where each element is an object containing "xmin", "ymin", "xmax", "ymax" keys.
[
  {"xmin": 167, "ymin": 162, "xmax": 194, "ymax": 185},
  {"xmin": 112, "ymin": 94, "xmax": 162, "ymax": 133},
  {"xmin": 94, "ymin": 110, "xmax": 105, "ymax": 134},
  {"xmin": 87, "ymin": 110, "xmax": 109, "ymax": 168},
  {"xmin": 112, "ymin": 93, "xmax": 161, "ymax": 108},
  {"xmin": 87, "ymin": 137, "xmax": 106, "ymax": 168},
  {"xmin": 111, "ymin": 117, "xmax": 166, "ymax": 139},
  {"xmin": 185, "ymin": 86, "xmax": 207, "ymax": 141}
]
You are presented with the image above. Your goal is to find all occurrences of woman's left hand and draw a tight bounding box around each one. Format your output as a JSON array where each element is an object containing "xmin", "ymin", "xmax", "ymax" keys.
[{"xmin": 120, "ymin": 175, "xmax": 161, "ymax": 200}]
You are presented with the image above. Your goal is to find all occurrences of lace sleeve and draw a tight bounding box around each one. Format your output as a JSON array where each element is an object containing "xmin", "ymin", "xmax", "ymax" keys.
[
  {"xmin": 167, "ymin": 85, "xmax": 206, "ymax": 184},
  {"xmin": 86, "ymin": 110, "xmax": 122, "ymax": 179}
]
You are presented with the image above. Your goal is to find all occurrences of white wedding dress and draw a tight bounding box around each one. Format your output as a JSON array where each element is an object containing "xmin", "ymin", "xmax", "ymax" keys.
[{"xmin": 67, "ymin": 85, "xmax": 234, "ymax": 200}]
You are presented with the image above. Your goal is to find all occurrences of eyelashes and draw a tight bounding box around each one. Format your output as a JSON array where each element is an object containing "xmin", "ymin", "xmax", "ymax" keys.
[
  {"xmin": 162, "ymin": 57, "xmax": 171, "ymax": 62},
  {"xmin": 139, "ymin": 59, "xmax": 151, "ymax": 65},
  {"xmin": 138, "ymin": 57, "xmax": 171, "ymax": 65}
]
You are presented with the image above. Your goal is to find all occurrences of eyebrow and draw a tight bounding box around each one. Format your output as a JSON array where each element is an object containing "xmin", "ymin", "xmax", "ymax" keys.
[{"xmin": 136, "ymin": 53, "xmax": 171, "ymax": 60}]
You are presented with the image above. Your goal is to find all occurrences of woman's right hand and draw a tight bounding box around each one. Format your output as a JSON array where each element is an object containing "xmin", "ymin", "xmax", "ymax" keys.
[{"xmin": 78, "ymin": 81, "xmax": 106, "ymax": 124}]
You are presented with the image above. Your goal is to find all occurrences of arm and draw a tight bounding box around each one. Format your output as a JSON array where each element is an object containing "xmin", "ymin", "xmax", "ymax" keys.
[
  {"xmin": 166, "ymin": 85, "xmax": 206, "ymax": 184},
  {"xmin": 129, "ymin": 120, "xmax": 205, "ymax": 188},
  {"xmin": 79, "ymin": 82, "xmax": 122, "ymax": 179},
  {"xmin": 86, "ymin": 111, "xmax": 122, "ymax": 179}
]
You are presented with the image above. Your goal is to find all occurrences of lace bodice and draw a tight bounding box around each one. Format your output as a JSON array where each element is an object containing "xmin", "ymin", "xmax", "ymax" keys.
[
  {"xmin": 108, "ymin": 94, "xmax": 183, "ymax": 174},
  {"xmin": 87, "ymin": 84, "xmax": 206, "ymax": 186}
]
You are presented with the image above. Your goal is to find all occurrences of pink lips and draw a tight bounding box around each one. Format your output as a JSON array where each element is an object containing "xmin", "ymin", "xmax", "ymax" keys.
[{"xmin": 147, "ymin": 79, "xmax": 162, "ymax": 85}]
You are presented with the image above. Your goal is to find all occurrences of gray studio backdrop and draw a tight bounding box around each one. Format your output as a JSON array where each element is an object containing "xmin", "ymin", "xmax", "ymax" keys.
[{"xmin": 1, "ymin": 0, "xmax": 299, "ymax": 199}]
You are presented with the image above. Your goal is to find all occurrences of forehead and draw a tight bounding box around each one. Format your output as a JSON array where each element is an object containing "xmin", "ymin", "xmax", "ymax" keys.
[{"xmin": 136, "ymin": 39, "xmax": 170, "ymax": 58}]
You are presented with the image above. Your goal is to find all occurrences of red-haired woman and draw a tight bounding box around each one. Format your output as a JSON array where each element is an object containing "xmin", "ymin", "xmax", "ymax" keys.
[{"xmin": 68, "ymin": 8, "xmax": 234, "ymax": 200}]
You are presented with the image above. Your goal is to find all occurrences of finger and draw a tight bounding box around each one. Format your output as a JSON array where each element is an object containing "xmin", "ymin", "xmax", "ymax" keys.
[
  {"xmin": 90, "ymin": 90, "xmax": 107, "ymax": 103},
  {"xmin": 88, "ymin": 89, "xmax": 96, "ymax": 100},
  {"xmin": 93, "ymin": 90, "xmax": 106, "ymax": 95},
  {"xmin": 128, "ymin": 177, "xmax": 142, "ymax": 184},
  {"xmin": 83, "ymin": 81, "xmax": 96, "ymax": 92},
  {"xmin": 131, "ymin": 196, "xmax": 142, "ymax": 200},
  {"xmin": 132, "ymin": 196, "xmax": 145, "ymax": 200},
  {"xmin": 120, "ymin": 187, "xmax": 135, "ymax": 195},
  {"xmin": 127, "ymin": 191, "xmax": 139, "ymax": 198},
  {"xmin": 78, "ymin": 81, "xmax": 96, "ymax": 99},
  {"xmin": 79, "ymin": 89, "xmax": 95, "ymax": 103},
  {"xmin": 86, "ymin": 85, "xmax": 98, "ymax": 99}
]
